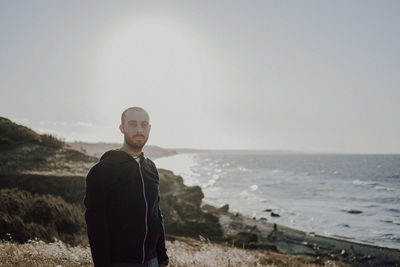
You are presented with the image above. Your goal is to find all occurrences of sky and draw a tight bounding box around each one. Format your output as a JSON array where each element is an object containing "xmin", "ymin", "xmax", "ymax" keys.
[{"xmin": 1, "ymin": 1, "xmax": 399, "ymax": 153}]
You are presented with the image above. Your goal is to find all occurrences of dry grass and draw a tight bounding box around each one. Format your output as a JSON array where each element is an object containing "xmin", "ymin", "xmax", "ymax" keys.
[
  {"xmin": 0, "ymin": 238, "xmax": 350, "ymax": 267},
  {"xmin": 0, "ymin": 238, "xmax": 92, "ymax": 267},
  {"xmin": 167, "ymin": 237, "xmax": 349, "ymax": 267}
]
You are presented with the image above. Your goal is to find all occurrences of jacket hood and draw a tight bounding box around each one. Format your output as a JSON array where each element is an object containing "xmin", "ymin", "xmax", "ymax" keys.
[{"xmin": 100, "ymin": 149, "xmax": 145, "ymax": 164}]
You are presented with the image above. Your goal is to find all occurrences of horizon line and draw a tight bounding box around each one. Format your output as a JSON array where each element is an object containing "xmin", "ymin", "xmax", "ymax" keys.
[{"xmin": 67, "ymin": 140, "xmax": 400, "ymax": 155}]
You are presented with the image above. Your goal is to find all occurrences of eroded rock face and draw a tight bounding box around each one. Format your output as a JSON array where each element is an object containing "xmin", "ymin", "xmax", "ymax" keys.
[
  {"xmin": 158, "ymin": 169, "xmax": 223, "ymax": 241},
  {"xmin": 218, "ymin": 204, "xmax": 229, "ymax": 213},
  {"xmin": 172, "ymin": 186, "xmax": 204, "ymax": 208},
  {"xmin": 158, "ymin": 168, "xmax": 184, "ymax": 195},
  {"xmin": 202, "ymin": 204, "xmax": 229, "ymax": 214},
  {"xmin": 157, "ymin": 168, "xmax": 273, "ymax": 248}
]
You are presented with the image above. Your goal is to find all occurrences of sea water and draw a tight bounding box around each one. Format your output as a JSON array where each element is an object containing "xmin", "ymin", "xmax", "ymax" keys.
[{"xmin": 154, "ymin": 152, "xmax": 400, "ymax": 249}]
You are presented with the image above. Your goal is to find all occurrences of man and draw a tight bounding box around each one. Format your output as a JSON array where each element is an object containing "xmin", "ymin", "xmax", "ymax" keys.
[{"xmin": 84, "ymin": 107, "xmax": 169, "ymax": 267}]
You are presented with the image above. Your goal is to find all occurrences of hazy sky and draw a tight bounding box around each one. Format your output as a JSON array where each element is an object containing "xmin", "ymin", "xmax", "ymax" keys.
[{"xmin": 1, "ymin": 1, "xmax": 399, "ymax": 153}]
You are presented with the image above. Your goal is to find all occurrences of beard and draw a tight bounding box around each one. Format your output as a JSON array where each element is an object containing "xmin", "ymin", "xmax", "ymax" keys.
[{"xmin": 124, "ymin": 134, "xmax": 148, "ymax": 150}]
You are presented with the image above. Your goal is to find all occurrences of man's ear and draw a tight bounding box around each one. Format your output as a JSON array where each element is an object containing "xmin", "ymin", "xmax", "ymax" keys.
[{"xmin": 119, "ymin": 124, "xmax": 124, "ymax": 134}]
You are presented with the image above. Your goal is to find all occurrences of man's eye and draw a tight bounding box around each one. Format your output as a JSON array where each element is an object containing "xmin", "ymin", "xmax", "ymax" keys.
[{"xmin": 128, "ymin": 122, "xmax": 137, "ymax": 127}]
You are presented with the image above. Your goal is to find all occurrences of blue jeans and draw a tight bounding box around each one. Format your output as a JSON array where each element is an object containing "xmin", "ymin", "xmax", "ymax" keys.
[{"xmin": 111, "ymin": 257, "xmax": 159, "ymax": 267}]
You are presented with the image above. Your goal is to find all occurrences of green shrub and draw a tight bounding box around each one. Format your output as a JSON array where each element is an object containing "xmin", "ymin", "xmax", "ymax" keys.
[
  {"xmin": 0, "ymin": 136, "xmax": 13, "ymax": 147},
  {"xmin": 0, "ymin": 188, "xmax": 85, "ymax": 245},
  {"xmin": 0, "ymin": 173, "xmax": 86, "ymax": 205},
  {"xmin": 40, "ymin": 133, "xmax": 64, "ymax": 148}
]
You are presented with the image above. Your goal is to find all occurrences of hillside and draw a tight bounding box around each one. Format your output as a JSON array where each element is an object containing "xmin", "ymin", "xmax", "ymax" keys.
[{"xmin": 0, "ymin": 117, "xmax": 97, "ymax": 176}]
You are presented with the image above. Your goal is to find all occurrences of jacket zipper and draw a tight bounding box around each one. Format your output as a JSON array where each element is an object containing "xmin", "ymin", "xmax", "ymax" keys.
[{"xmin": 138, "ymin": 161, "xmax": 148, "ymax": 264}]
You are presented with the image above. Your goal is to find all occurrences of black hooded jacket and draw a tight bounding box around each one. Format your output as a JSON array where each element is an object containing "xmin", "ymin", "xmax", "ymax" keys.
[{"xmin": 83, "ymin": 149, "xmax": 169, "ymax": 267}]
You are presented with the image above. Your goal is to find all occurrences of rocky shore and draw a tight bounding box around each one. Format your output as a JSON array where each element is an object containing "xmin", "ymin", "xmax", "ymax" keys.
[{"xmin": 157, "ymin": 167, "xmax": 400, "ymax": 267}]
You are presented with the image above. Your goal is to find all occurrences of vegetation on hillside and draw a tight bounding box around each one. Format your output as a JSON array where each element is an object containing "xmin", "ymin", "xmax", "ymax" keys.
[
  {"xmin": 0, "ymin": 188, "xmax": 85, "ymax": 246},
  {"xmin": 0, "ymin": 117, "xmax": 97, "ymax": 175},
  {"xmin": 0, "ymin": 117, "xmax": 64, "ymax": 149}
]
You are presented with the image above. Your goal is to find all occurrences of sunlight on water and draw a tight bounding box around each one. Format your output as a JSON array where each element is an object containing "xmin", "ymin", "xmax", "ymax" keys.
[{"xmin": 154, "ymin": 153, "xmax": 200, "ymax": 186}]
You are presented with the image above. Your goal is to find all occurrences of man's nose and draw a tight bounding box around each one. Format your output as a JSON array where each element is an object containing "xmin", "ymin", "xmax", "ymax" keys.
[{"xmin": 136, "ymin": 124, "xmax": 144, "ymax": 134}]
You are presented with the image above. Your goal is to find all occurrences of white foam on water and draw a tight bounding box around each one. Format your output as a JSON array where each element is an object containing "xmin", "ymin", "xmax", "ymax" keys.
[
  {"xmin": 239, "ymin": 190, "xmax": 249, "ymax": 198},
  {"xmin": 212, "ymin": 174, "xmax": 220, "ymax": 179},
  {"xmin": 204, "ymin": 179, "xmax": 216, "ymax": 188},
  {"xmin": 238, "ymin": 166, "xmax": 249, "ymax": 172},
  {"xmin": 250, "ymin": 184, "xmax": 258, "ymax": 191}
]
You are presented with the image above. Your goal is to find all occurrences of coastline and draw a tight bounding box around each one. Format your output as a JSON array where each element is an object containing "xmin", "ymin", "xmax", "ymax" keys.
[
  {"xmin": 155, "ymin": 151, "xmax": 400, "ymax": 266},
  {"xmin": 214, "ymin": 209, "xmax": 400, "ymax": 266}
]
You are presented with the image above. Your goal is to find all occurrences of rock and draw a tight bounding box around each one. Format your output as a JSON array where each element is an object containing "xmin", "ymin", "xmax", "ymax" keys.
[
  {"xmin": 201, "ymin": 203, "xmax": 229, "ymax": 214},
  {"xmin": 218, "ymin": 204, "xmax": 229, "ymax": 213},
  {"xmin": 263, "ymin": 208, "xmax": 272, "ymax": 212},
  {"xmin": 227, "ymin": 231, "xmax": 258, "ymax": 248},
  {"xmin": 344, "ymin": 209, "xmax": 363, "ymax": 214},
  {"xmin": 267, "ymin": 224, "xmax": 279, "ymax": 242},
  {"xmin": 201, "ymin": 204, "xmax": 218, "ymax": 213},
  {"xmin": 271, "ymin": 212, "xmax": 280, "ymax": 217},
  {"xmin": 172, "ymin": 186, "xmax": 204, "ymax": 208},
  {"xmin": 159, "ymin": 169, "xmax": 184, "ymax": 194},
  {"xmin": 158, "ymin": 169, "xmax": 223, "ymax": 241},
  {"xmin": 248, "ymin": 242, "xmax": 278, "ymax": 251}
]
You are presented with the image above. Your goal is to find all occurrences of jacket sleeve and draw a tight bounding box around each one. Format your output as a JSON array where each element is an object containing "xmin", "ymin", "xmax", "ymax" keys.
[
  {"xmin": 151, "ymin": 162, "xmax": 169, "ymax": 265},
  {"xmin": 83, "ymin": 164, "xmax": 111, "ymax": 267},
  {"xmin": 156, "ymin": 194, "xmax": 169, "ymax": 265}
]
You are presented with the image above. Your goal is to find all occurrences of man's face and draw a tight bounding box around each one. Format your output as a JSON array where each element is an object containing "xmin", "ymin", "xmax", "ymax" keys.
[{"xmin": 119, "ymin": 110, "xmax": 151, "ymax": 150}]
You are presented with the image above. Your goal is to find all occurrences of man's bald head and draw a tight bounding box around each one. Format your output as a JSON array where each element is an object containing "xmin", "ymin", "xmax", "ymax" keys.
[{"xmin": 121, "ymin": 107, "xmax": 150, "ymax": 126}]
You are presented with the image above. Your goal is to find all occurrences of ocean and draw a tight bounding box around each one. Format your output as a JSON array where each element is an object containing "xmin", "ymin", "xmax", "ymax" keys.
[{"xmin": 154, "ymin": 152, "xmax": 400, "ymax": 249}]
